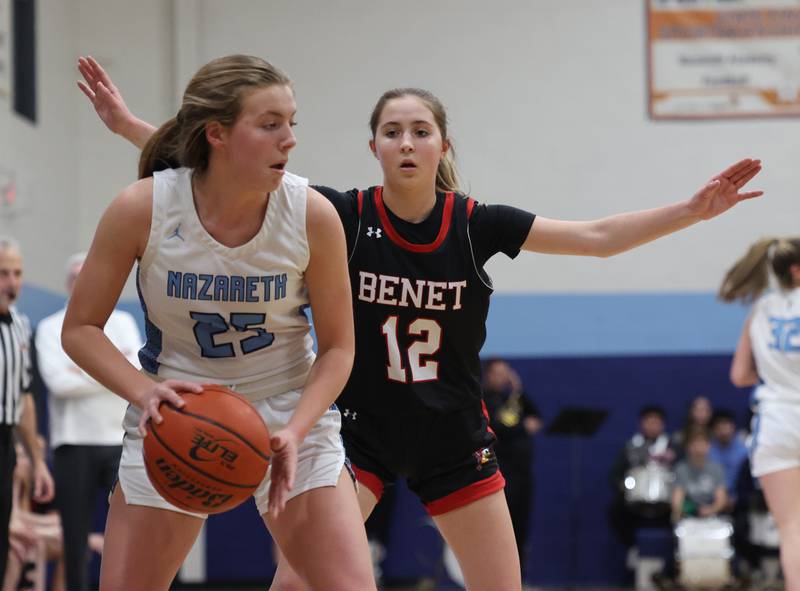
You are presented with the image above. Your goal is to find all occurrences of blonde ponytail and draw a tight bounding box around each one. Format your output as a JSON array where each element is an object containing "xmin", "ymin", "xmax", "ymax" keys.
[{"xmin": 719, "ymin": 237, "xmax": 800, "ymax": 302}]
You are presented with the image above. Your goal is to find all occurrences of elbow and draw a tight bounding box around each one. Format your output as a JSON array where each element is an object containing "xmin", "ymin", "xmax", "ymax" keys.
[
  {"xmin": 586, "ymin": 224, "xmax": 619, "ymax": 258},
  {"xmin": 320, "ymin": 340, "xmax": 354, "ymax": 373},
  {"xmin": 341, "ymin": 344, "xmax": 355, "ymax": 374},
  {"xmin": 60, "ymin": 324, "xmax": 79, "ymax": 362},
  {"xmin": 730, "ymin": 374, "xmax": 757, "ymax": 388},
  {"xmin": 730, "ymin": 367, "xmax": 758, "ymax": 388},
  {"xmin": 595, "ymin": 246, "xmax": 619, "ymax": 259},
  {"xmin": 588, "ymin": 241, "xmax": 621, "ymax": 258}
]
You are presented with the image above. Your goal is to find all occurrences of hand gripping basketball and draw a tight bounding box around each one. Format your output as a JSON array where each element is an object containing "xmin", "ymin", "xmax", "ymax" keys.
[{"xmin": 143, "ymin": 384, "xmax": 272, "ymax": 514}]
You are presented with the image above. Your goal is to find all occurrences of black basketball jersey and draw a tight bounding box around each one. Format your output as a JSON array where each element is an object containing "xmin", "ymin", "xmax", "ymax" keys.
[{"xmin": 340, "ymin": 186, "xmax": 492, "ymax": 417}]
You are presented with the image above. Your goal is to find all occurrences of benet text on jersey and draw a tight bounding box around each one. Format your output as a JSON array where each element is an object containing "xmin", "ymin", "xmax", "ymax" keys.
[{"xmin": 357, "ymin": 271, "xmax": 467, "ymax": 311}]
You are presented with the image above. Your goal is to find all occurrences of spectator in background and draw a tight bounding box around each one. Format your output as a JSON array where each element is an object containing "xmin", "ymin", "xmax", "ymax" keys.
[
  {"xmin": 671, "ymin": 427, "xmax": 727, "ymax": 522},
  {"xmin": 2, "ymin": 438, "xmax": 104, "ymax": 591},
  {"xmin": 653, "ymin": 428, "xmax": 728, "ymax": 589},
  {"xmin": 609, "ymin": 405, "xmax": 676, "ymax": 549},
  {"xmin": 35, "ymin": 252, "xmax": 141, "ymax": 591},
  {"xmin": 708, "ymin": 409, "xmax": 748, "ymax": 512},
  {"xmin": 2, "ymin": 439, "xmax": 63, "ymax": 591},
  {"xmin": 0, "ymin": 237, "xmax": 55, "ymax": 584},
  {"xmin": 482, "ymin": 358, "xmax": 541, "ymax": 577},
  {"xmin": 671, "ymin": 396, "xmax": 714, "ymax": 460}
]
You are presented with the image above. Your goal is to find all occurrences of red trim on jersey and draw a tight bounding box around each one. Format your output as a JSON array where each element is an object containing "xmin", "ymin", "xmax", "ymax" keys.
[
  {"xmin": 374, "ymin": 186, "xmax": 454, "ymax": 253},
  {"xmin": 357, "ymin": 190, "xmax": 364, "ymax": 216},
  {"xmin": 352, "ymin": 465, "xmax": 384, "ymax": 501},
  {"xmin": 424, "ymin": 470, "xmax": 506, "ymax": 516},
  {"xmin": 481, "ymin": 399, "xmax": 496, "ymax": 437},
  {"xmin": 466, "ymin": 197, "xmax": 476, "ymax": 219}
]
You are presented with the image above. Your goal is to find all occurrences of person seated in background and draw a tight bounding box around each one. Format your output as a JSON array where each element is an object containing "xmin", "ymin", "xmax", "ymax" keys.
[
  {"xmin": 3, "ymin": 438, "xmax": 64, "ymax": 591},
  {"xmin": 609, "ymin": 405, "xmax": 676, "ymax": 552},
  {"xmin": 652, "ymin": 427, "xmax": 730, "ymax": 589},
  {"xmin": 2, "ymin": 439, "xmax": 103, "ymax": 591},
  {"xmin": 482, "ymin": 358, "xmax": 542, "ymax": 579},
  {"xmin": 672, "ymin": 427, "xmax": 728, "ymax": 521},
  {"xmin": 670, "ymin": 395, "xmax": 714, "ymax": 461},
  {"xmin": 707, "ymin": 409, "xmax": 748, "ymax": 513}
]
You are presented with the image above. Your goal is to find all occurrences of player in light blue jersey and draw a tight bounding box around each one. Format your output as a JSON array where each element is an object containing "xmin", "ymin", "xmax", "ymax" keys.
[
  {"xmin": 721, "ymin": 237, "xmax": 800, "ymax": 590},
  {"xmin": 63, "ymin": 55, "xmax": 375, "ymax": 591}
]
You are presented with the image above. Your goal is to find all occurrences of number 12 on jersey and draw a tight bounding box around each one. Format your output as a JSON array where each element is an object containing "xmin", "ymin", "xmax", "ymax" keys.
[{"xmin": 381, "ymin": 316, "xmax": 442, "ymax": 383}]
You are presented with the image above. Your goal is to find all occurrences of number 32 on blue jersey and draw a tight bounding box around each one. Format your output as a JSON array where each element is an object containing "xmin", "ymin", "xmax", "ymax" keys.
[{"xmin": 768, "ymin": 317, "xmax": 800, "ymax": 353}]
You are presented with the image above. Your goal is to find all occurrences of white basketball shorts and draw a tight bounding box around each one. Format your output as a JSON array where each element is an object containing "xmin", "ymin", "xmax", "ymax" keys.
[{"xmin": 117, "ymin": 388, "xmax": 345, "ymax": 517}]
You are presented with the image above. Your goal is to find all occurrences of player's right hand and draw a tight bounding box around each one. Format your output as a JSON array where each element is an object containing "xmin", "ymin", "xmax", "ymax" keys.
[
  {"xmin": 77, "ymin": 56, "xmax": 135, "ymax": 135},
  {"xmin": 137, "ymin": 379, "xmax": 204, "ymax": 437}
]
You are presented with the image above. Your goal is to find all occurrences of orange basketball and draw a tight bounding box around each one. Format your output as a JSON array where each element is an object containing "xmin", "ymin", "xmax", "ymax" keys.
[{"xmin": 143, "ymin": 384, "xmax": 271, "ymax": 514}]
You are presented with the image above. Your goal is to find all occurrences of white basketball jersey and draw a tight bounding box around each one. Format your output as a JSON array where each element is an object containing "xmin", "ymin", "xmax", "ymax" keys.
[
  {"xmin": 750, "ymin": 287, "xmax": 800, "ymax": 404},
  {"xmin": 137, "ymin": 167, "xmax": 315, "ymax": 401}
]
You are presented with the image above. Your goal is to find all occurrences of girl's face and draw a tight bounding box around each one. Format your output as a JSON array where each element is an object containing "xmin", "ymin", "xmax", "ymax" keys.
[
  {"xmin": 211, "ymin": 84, "xmax": 297, "ymax": 193},
  {"xmin": 690, "ymin": 397, "xmax": 712, "ymax": 425},
  {"xmin": 370, "ymin": 95, "xmax": 449, "ymax": 190},
  {"xmin": 687, "ymin": 437, "xmax": 710, "ymax": 464}
]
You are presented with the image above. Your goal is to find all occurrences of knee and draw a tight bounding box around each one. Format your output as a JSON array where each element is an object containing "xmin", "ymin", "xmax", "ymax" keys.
[{"xmin": 270, "ymin": 570, "xmax": 311, "ymax": 591}]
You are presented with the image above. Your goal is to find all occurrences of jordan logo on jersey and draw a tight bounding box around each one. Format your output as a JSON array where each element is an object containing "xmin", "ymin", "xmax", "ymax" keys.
[
  {"xmin": 342, "ymin": 408, "xmax": 357, "ymax": 420},
  {"xmin": 367, "ymin": 226, "xmax": 382, "ymax": 239},
  {"xmin": 167, "ymin": 223, "xmax": 185, "ymax": 241}
]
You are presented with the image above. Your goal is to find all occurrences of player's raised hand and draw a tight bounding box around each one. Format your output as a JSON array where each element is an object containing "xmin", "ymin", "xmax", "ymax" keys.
[
  {"xmin": 688, "ymin": 158, "xmax": 763, "ymax": 221},
  {"xmin": 77, "ymin": 56, "xmax": 135, "ymax": 136}
]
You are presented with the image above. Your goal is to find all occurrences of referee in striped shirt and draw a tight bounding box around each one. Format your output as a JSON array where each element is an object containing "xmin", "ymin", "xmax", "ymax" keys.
[{"xmin": 0, "ymin": 237, "xmax": 54, "ymax": 583}]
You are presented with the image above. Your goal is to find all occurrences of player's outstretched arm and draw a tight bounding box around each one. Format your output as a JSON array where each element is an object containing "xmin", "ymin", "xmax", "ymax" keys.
[
  {"xmin": 523, "ymin": 158, "xmax": 763, "ymax": 257},
  {"xmin": 77, "ymin": 56, "xmax": 156, "ymax": 149}
]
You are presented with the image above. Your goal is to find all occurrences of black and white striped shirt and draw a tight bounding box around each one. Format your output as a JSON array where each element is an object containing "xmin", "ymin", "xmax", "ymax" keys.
[{"xmin": 0, "ymin": 306, "xmax": 32, "ymax": 425}]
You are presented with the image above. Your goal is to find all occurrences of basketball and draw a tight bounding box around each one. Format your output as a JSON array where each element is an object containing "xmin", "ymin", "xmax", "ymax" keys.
[{"xmin": 143, "ymin": 384, "xmax": 271, "ymax": 514}]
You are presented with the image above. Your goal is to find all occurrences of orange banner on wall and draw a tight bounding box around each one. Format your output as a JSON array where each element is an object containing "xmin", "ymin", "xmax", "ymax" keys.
[{"xmin": 648, "ymin": 0, "xmax": 800, "ymax": 119}]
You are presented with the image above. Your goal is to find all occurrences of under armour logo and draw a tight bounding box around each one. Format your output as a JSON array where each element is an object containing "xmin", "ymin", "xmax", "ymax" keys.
[
  {"xmin": 366, "ymin": 227, "xmax": 382, "ymax": 239},
  {"xmin": 342, "ymin": 408, "xmax": 358, "ymax": 420},
  {"xmin": 167, "ymin": 223, "xmax": 185, "ymax": 241}
]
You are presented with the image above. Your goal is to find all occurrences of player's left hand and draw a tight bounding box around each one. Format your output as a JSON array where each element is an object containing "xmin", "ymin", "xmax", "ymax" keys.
[
  {"xmin": 687, "ymin": 158, "xmax": 763, "ymax": 220},
  {"xmin": 31, "ymin": 459, "xmax": 55, "ymax": 503},
  {"xmin": 268, "ymin": 429, "xmax": 299, "ymax": 518}
]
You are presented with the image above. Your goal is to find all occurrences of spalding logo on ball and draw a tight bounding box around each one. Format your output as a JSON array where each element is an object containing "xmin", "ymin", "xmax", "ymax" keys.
[{"xmin": 143, "ymin": 384, "xmax": 271, "ymax": 514}]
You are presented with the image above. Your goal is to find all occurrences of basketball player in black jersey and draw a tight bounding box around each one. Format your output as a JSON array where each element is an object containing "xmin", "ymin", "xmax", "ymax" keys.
[{"xmin": 77, "ymin": 57, "xmax": 763, "ymax": 590}]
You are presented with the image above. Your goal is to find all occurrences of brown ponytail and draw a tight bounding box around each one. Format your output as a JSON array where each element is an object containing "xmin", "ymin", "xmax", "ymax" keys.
[
  {"xmin": 719, "ymin": 237, "xmax": 800, "ymax": 302},
  {"xmin": 138, "ymin": 117, "xmax": 181, "ymax": 179}
]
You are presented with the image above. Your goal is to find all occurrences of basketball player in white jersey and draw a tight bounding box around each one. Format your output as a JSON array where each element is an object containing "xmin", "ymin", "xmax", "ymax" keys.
[
  {"xmin": 61, "ymin": 55, "xmax": 375, "ymax": 591},
  {"xmin": 721, "ymin": 238, "xmax": 800, "ymax": 590}
]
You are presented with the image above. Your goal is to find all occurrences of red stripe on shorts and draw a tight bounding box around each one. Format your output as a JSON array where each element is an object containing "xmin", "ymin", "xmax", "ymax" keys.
[
  {"xmin": 352, "ymin": 465, "xmax": 384, "ymax": 501},
  {"xmin": 481, "ymin": 399, "xmax": 496, "ymax": 436},
  {"xmin": 424, "ymin": 470, "xmax": 506, "ymax": 516}
]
